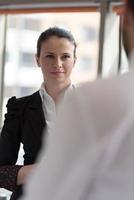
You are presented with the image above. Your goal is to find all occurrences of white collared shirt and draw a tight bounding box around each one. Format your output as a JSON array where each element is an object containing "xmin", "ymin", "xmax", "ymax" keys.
[
  {"xmin": 21, "ymin": 52, "xmax": 134, "ymax": 200},
  {"xmin": 39, "ymin": 83, "xmax": 75, "ymax": 135}
]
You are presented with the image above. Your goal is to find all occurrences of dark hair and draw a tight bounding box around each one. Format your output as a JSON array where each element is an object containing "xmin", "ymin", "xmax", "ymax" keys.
[
  {"xmin": 37, "ymin": 27, "xmax": 77, "ymax": 58},
  {"xmin": 127, "ymin": 0, "xmax": 134, "ymax": 13}
]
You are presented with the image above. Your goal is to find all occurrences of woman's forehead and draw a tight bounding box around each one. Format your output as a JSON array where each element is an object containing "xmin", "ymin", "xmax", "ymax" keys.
[{"xmin": 41, "ymin": 37, "xmax": 75, "ymax": 52}]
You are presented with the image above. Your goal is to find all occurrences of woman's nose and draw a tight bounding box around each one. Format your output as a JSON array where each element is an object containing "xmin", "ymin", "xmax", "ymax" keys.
[{"xmin": 54, "ymin": 58, "xmax": 62, "ymax": 68}]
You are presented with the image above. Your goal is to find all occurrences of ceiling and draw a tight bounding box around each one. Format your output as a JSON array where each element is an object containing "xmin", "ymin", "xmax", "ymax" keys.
[
  {"xmin": 0, "ymin": 0, "xmax": 123, "ymax": 5},
  {"xmin": 0, "ymin": 0, "xmax": 123, "ymax": 11}
]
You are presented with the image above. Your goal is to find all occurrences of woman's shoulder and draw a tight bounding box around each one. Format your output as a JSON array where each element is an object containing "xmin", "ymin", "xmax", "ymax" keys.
[{"xmin": 6, "ymin": 91, "xmax": 40, "ymax": 109}]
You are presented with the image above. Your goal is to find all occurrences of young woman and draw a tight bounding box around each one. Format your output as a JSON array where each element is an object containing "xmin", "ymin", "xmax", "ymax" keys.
[{"xmin": 0, "ymin": 27, "xmax": 77, "ymax": 200}]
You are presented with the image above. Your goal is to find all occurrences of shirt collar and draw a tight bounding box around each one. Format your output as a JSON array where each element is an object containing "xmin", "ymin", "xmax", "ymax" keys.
[
  {"xmin": 39, "ymin": 83, "xmax": 50, "ymax": 103},
  {"xmin": 39, "ymin": 82, "xmax": 75, "ymax": 103}
]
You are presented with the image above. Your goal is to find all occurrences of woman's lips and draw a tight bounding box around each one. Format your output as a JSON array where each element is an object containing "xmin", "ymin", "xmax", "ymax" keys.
[{"xmin": 50, "ymin": 71, "xmax": 65, "ymax": 74}]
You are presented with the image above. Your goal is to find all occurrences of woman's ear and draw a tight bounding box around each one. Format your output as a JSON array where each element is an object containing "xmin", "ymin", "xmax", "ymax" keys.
[{"xmin": 35, "ymin": 54, "xmax": 40, "ymax": 67}]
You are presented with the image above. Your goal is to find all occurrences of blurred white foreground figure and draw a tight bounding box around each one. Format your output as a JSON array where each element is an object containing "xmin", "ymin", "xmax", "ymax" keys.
[{"xmin": 21, "ymin": 0, "xmax": 134, "ymax": 199}]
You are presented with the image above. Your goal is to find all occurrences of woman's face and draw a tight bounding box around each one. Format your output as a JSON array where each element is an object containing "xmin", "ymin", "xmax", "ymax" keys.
[{"xmin": 36, "ymin": 36, "xmax": 76, "ymax": 86}]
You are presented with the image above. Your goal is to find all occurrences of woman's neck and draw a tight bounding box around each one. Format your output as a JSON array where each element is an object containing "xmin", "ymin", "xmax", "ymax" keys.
[{"xmin": 44, "ymin": 81, "xmax": 71, "ymax": 103}]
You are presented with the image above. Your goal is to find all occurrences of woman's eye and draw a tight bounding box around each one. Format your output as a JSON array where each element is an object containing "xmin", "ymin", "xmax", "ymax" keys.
[
  {"xmin": 62, "ymin": 55, "xmax": 70, "ymax": 59},
  {"xmin": 46, "ymin": 55, "xmax": 54, "ymax": 58}
]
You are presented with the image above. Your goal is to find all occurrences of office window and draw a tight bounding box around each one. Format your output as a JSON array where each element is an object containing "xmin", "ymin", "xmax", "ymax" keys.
[
  {"xmin": 5, "ymin": 51, "xmax": 10, "ymax": 62},
  {"xmin": 20, "ymin": 52, "xmax": 35, "ymax": 67},
  {"xmin": 22, "ymin": 18, "xmax": 41, "ymax": 31},
  {"xmin": 78, "ymin": 56, "xmax": 93, "ymax": 72},
  {"xmin": 8, "ymin": 16, "xmax": 18, "ymax": 28},
  {"xmin": 80, "ymin": 26, "xmax": 97, "ymax": 41}
]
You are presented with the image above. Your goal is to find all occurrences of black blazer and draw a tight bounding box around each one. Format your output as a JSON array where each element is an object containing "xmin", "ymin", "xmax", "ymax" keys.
[{"xmin": 0, "ymin": 91, "xmax": 46, "ymax": 199}]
